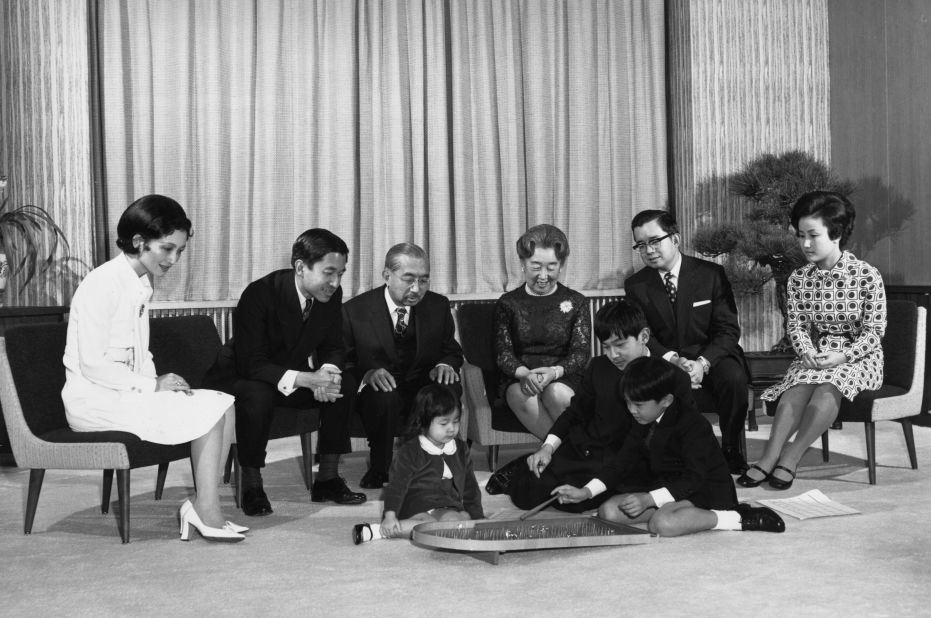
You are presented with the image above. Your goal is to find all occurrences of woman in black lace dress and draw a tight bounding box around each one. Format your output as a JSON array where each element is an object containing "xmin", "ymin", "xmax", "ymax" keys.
[{"xmin": 494, "ymin": 225, "xmax": 591, "ymax": 438}]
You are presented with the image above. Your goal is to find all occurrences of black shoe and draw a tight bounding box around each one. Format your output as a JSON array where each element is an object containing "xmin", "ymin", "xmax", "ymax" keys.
[
  {"xmin": 736, "ymin": 503, "xmax": 785, "ymax": 533},
  {"xmin": 311, "ymin": 477, "xmax": 367, "ymax": 505},
  {"xmin": 736, "ymin": 463, "xmax": 772, "ymax": 488},
  {"xmin": 722, "ymin": 447, "xmax": 749, "ymax": 475},
  {"xmin": 241, "ymin": 487, "xmax": 273, "ymax": 517},
  {"xmin": 360, "ymin": 469, "xmax": 388, "ymax": 489},
  {"xmin": 768, "ymin": 464, "xmax": 796, "ymax": 490},
  {"xmin": 485, "ymin": 456, "xmax": 526, "ymax": 495}
]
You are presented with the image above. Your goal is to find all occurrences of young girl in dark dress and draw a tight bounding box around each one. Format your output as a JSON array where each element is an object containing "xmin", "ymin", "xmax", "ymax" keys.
[{"xmin": 352, "ymin": 384, "xmax": 484, "ymax": 544}]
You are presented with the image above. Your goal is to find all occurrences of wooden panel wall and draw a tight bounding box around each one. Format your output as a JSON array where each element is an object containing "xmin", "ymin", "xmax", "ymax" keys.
[
  {"xmin": 829, "ymin": 0, "xmax": 931, "ymax": 286},
  {"xmin": 667, "ymin": 0, "xmax": 831, "ymax": 351},
  {"xmin": 0, "ymin": 0, "xmax": 95, "ymax": 307}
]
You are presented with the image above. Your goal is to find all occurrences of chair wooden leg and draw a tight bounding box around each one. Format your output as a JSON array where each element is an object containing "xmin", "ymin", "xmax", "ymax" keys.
[
  {"xmin": 300, "ymin": 432, "xmax": 314, "ymax": 490},
  {"xmin": 24, "ymin": 469, "xmax": 45, "ymax": 535},
  {"xmin": 115, "ymin": 469, "xmax": 130, "ymax": 543},
  {"xmin": 487, "ymin": 445, "xmax": 499, "ymax": 472},
  {"xmin": 901, "ymin": 419, "xmax": 918, "ymax": 470},
  {"xmin": 154, "ymin": 463, "xmax": 169, "ymax": 500},
  {"xmin": 864, "ymin": 422, "xmax": 876, "ymax": 485},
  {"xmin": 223, "ymin": 447, "xmax": 234, "ymax": 484},
  {"xmin": 821, "ymin": 431, "xmax": 830, "ymax": 462},
  {"xmin": 101, "ymin": 469, "xmax": 114, "ymax": 514}
]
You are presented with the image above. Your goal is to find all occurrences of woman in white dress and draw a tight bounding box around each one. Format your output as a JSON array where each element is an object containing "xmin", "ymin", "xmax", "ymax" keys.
[
  {"xmin": 738, "ymin": 191, "xmax": 886, "ymax": 491},
  {"xmin": 62, "ymin": 195, "xmax": 245, "ymax": 542}
]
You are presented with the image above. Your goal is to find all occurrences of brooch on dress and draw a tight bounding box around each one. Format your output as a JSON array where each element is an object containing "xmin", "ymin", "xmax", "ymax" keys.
[{"xmin": 559, "ymin": 300, "xmax": 572, "ymax": 313}]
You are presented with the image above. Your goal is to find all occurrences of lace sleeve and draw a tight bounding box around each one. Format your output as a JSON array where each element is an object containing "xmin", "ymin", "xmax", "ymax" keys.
[
  {"xmin": 556, "ymin": 295, "xmax": 591, "ymax": 376},
  {"xmin": 494, "ymin": 299, "xmax": 522, "ymax": 376}
]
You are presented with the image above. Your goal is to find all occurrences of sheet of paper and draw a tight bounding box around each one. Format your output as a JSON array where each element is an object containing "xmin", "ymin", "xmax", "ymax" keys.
[{"xmin": 757, "ymin": 489, "xmax": 860, "ymax": 520}]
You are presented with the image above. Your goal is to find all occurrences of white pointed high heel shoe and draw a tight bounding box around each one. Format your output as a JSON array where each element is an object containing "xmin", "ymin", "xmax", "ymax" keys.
[
  {"xmin": 225, "ymin": 521, "xmax": 249, "ymax": 534},
  {"xmin": 178, "ymin": 500, "xmax": 245, "ymax": 543}
]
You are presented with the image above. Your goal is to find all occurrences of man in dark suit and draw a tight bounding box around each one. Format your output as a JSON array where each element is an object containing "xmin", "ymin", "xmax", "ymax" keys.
[
  {"xmin": 342, "ymin": 243, "xmax": 463, "ymax": 489},
  {"xmin": 623, "ymin": 209, "xmax": 750, "ymax": 475},
  {"xmin": 205, "ymin": 228, "xmax": 365, "ymax": 516}
]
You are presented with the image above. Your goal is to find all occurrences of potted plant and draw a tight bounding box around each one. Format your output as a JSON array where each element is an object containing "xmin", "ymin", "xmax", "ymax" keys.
[
  {"xmin": 691, "ymin": 151, "xmax": 855, "ymax": 351},
  {"xmin": 0, "ymin": 175, "xmax": 71, "ymax": 305}
]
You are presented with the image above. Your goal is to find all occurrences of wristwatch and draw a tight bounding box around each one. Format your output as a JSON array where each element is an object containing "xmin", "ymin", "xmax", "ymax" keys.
[{"xmin": 698, "ymin": 356, "xmax": 711, "ymax": 374}]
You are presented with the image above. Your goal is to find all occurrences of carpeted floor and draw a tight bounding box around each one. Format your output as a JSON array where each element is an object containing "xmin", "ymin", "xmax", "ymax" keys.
[{"xmin": 1, "ymin": 417, "xmax": 930, "ymax": 617}]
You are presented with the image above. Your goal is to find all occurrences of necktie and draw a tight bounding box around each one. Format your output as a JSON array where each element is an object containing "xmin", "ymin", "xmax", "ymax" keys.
[
  {"xmin": 664, "ymin": 272, "xmax": 677, "ymax": 306},
  {"xmin": 302, "ymin": 298, "xmax": 313, "ymax": 322},
  {"xmin": 395, "ymin": 307, "xmax": 408, "ymax": 336},
  {"xmin": 645, "ymin": 422, "xmax": 657, "ymax": 447}
]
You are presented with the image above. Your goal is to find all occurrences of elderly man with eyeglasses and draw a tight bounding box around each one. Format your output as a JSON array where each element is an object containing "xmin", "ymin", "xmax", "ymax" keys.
[
  {"xmin": 342, "ymin": 243, "xmax": 463, "ymax": 489},
  {"xmin": 623, "ymin": 210, "xmax": 750, "ymax": 476}
]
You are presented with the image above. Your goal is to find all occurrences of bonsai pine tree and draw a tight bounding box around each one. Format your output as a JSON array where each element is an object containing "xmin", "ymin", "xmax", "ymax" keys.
[{"xmin": 692, "ymin": 151, "xmax": 855, "ymax": 352}]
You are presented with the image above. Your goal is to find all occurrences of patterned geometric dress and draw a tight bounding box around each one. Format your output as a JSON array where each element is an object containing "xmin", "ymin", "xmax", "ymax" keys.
[{"xmin": 761, "ymin": 251, "xmax": 886, "ymax": 402}]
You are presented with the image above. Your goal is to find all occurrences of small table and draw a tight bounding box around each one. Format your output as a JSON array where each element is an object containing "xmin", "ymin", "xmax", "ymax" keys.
[{"xmin": 745, "ymin": 351, "xmax": 794, "ymax": 431}]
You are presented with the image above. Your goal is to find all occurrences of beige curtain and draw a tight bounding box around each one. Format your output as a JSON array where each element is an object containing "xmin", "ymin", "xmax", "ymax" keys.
[
  {"xmin": 0, "ymin": 0, "xmax": 95, "ymax": 307},
  {"xmin": 98, "ymin": 0, "xmax": 666, "ymax": 301}
]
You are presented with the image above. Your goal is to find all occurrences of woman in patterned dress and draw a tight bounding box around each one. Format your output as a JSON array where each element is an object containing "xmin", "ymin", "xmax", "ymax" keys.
[
  {"xmin": 738, "ymin": 191, "xmax": 886, "ymax": 490},
  {"xmin": 493, "ymin": 224, "xmax": 591, "ymax": 438}
]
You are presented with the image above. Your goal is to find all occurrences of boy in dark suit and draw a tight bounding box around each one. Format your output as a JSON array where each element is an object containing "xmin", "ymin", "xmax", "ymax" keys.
[
  {"xmin": 487, "ymin": 300, "xmax": 645, "ymax": 512},
  {"xmin": 583, "ymin": 356, "xmax": 784, "ymax": 536},
  {"xmin": 204, "ymin": 228, "xmax": 365, "ymax": 516},
  {"xmin": 624, "ymin": 209, "xmax": 750, "ymax": 475},
  {"xmin": 342, "ymin": 243, "xmax": 463, "ymax": 488}
]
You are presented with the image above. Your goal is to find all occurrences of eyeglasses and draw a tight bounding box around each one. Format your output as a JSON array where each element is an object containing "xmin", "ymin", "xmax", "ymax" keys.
[{"xmin": 632, "ymin": 233, "xmax": 673, "ymax": 253}]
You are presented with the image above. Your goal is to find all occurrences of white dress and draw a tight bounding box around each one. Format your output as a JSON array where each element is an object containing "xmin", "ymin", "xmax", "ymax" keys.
[{"xmin": 62, "ymin": 254, "xmax": 233, "ymax": 445}]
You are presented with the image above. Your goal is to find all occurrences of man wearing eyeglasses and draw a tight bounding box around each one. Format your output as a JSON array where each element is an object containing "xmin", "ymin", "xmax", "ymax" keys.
[
  {"xmin": 343, "ymin": 243, "xmax": 464, "ymax": 489},
  {"xmin": 624, "ymin": 210, "xmax": 750, "ymax": 475}
]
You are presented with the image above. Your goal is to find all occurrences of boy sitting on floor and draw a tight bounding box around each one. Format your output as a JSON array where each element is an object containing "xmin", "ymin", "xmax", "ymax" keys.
[
  {"xmin": 486, "ymin": 300, "xmax": 649, "ymax": 513},
  {"xmin": 569, "ymin": 356, "xmax": 784, "ymax": 536}
]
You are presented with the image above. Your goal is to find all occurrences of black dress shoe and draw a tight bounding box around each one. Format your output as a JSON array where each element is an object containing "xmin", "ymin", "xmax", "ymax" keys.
[
  {"xmin": 360, "ymin": 469, "xmax": 388, "ymax": 489},
  {"xmin": 241, "ymin": 487, "xmax": 273, "ymax": 517},
  {"xmin": 485, "ymin": 456, "xmax": 526, "ymax": 495},
  {"xmin": 311, "ymin": 477, "xmax": 367, "ymax": 505},
  {"xmin": 722, "ymin": 447, "xmax": 749, "ymax": 475},
  {"xmin": 736, "ymin": 503, "xmax": 785, "ymax": 533}
]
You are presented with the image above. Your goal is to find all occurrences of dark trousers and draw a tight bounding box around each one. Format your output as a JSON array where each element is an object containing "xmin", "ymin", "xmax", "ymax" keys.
[
  {"xmin": 230, "ymin": 372, "xmax": 357, "ymax": 468},
  {"xmin": 508, "ymin": 452, "xmax": 613, "ymax": 514},
  {"xmin": 358, "ymin": 376, "xmax": 462, "ymax": 475},
  {"xmin": 699, "ymin": 356, "xmax": 749, "ymax": 449}
]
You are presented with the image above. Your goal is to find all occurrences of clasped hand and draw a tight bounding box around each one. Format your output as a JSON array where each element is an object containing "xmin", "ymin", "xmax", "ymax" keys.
[
  {"xmin": 300, "ymin": 367, "xmax": 343, "ymax": 402},
  {"xmin": 517, "ymin": 367, "xmax": 555, "ymax": 396},
  {"xmin": 155, "ymin": 373, "xmax": 192, "ymax": 395},
  {"xmin": 676, "ymin": 357, "xmax": 703, "ymax": 389},
  {"xmin": 800, "ymin": 351, "xmax": 846, "ymax": 370}
]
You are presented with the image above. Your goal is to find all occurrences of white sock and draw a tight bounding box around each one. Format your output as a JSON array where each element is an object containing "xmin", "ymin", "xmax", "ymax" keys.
[
  {"xmin": 355, "ymin": 523, "xmax": 385, "ymax": 543},
  {"xmin": 711, "ymin": 509, "xmax": 742, "ymax": 531}
]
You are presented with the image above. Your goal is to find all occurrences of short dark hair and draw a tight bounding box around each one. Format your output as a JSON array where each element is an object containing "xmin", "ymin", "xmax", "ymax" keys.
[
  {"xmin": 790, "ymin": 191, "xmax": 856, "ymax": 248},
  {"xmin": 403, "ymin": 383, "xmax": 461, "ymax": 442},
  {"xmin": 619, "ymin": 356, "xmax": 679, "ymax": 403},
  {"xmin": 516, "ymin": 224, "xmax": 570, "ymax": 263},
  {"xmin": 291, "ymin": 228, "xmax": 349, "ymax": 268},
  {"xmin": 631, "ymin": 209, "xmax": 679, "ymax": 235},
  {"xmin": 116, "ymin": 195, "xmax": 192, "ymax": 255},
  {"xmin": 384, "ymin": 243, "xmax": 428, "ymax": 271},
  {"xmin": 593, "ymin": 300, "xmax": 648, "ymax": 343}
]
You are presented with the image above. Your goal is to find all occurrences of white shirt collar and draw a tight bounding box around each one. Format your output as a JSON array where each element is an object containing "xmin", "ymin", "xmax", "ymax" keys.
[
  {"xmin": 384, "ymin": 286, "xmax": 410, "ymax": 324},
  {"xmin": 294, "ymin": 278, "xmax": 312, "ymax": 312},
  {"xmin": 660, "ymin": 252, "xmax": 682, "ymax": 279},
  {"xmin": 418, "ymin": 434, "xmax": 457, "ymax": 455}
]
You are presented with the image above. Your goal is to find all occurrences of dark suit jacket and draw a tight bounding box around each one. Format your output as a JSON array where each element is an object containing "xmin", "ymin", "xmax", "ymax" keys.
[
  {"xmin": 602, "ymin": 369, "xmax": 737, "ymax": 509},
  {"xmin": 342, "ymin": 286, "xmax": 463, "ymax": 383},
  {"xmin": 624, "ymin": 254, "xmax": 744, "ymax": 368},
  {"xmin": 206, "ymin": 269, "xmax": 346, "ymax": 386},
  {"xmin": 547, "ymin": 355, "xmax": 631, "ymax": 475}
]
